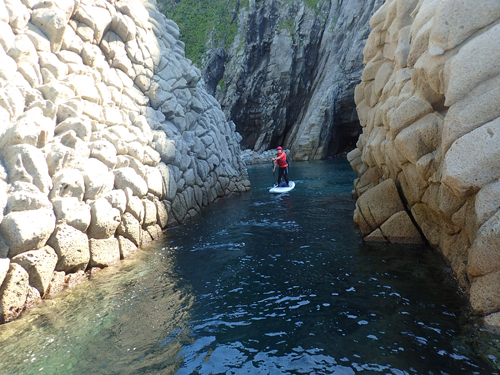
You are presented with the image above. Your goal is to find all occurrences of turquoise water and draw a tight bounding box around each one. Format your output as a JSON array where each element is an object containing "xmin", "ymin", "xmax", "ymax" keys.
[{"xmin": 1, "ymin": 159, "xmax": 500, "ymax": 374}]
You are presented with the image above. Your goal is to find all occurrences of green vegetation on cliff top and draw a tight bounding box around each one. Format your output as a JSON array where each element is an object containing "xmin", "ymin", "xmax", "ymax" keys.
[
  {"xmin": 159, "ymin": 0, "xmax": 326, "ymax": 67},
  {"xmin": 159, "ymin": 0, "xmax": 248, "ymax": 66}
]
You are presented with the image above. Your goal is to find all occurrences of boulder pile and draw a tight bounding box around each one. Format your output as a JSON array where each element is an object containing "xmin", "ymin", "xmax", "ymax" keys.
[
  {"xmin": 348, "ymin": 0, "xmax": 500, "ymax": 326},
  {"xmin": 0, "ymin": 0, "xmax": 249, "ymax": 323}
]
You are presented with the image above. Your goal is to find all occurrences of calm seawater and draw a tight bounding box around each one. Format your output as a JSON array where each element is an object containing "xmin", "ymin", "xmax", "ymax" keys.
[{"xmin": 1, "ymin": 159, "xmax": 500, "ymax": 374}]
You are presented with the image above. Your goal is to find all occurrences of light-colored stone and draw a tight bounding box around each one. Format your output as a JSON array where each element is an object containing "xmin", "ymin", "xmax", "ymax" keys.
[
  {"xmin": 89, "ymin": 237, "xmax": 120, "ymax": 268},
  {"xmin": 484, "ymin": 312, "xmax": 500, "ymax": 335},
  {"xmin": 113, "ymin": 167, "xmax": 148, "ymax": 197},
  {"xmin": 74, "ymin": 4, "xmax": 112, "ymax": 44},
  {"xmin": 54, "ymin": 117, "xmax": 92, "ymax": 142},
  {"xmin": 51, "ymin": 197, "xmax": 91, "ymax": 232},
  {"xmin": 467, "ymin": 211, "xmax": 500, "ymax": 278},
  {"xmin": 80, "ymin": 158, "xmax": 115, "ymax": 200},
  {"xmin": 1, "ymin": 208, "xmax": 56, "ymax": 257},
  {"xmin": 89, "ymin": 140, "xmax": 118, "ymax": 169},
  {"xmin": 49, "ymin": 168, "xmax": 85, "ymax": 201},
  {"xmin": 103, "ymin": 189, "xmax": 127, "ymax": 215},
  {"xmin": 117, "ymin": 235, "xmax": 137, "ymax": 259},
  {"xmin": 2, "ymin": 144, "xmax": 52, "ymax": 194},
  {"xmin": 475, "ymin": 179, "xmax": 500, "ymax": 228},
  {"xmin": 125, "ymin": 188, "xmax": 144, "ymax": 223},
  {"xmin": 7, "ymin": 34, "xmax": 38, "ymax": 64},
  {"xmin": 0, "ymin": 263, "xmax": 29, "ymax": 323},
  {"xmin": 87, "ymin": 198, "xmax": 121, "ymax": 239},
  {"xmin": 444, "ymin": 24, "xmax": 500, "ymax": 107},
  {"xmin": 116, "ymin": 212, "xmax": 141, "ymax": 246},
  {"xmin": 355, "ymin": 179, "xmax": 405, "ymax": 231},
  {"xmin": 65, "ymin": 270, "xmax": 88, "ymax": 289},
  {"xmin": 6, "ymin": 182, "xmax": 52, "ymax": 214},
  {"xmin": 11, "ymin": 246, "xmax": 58, "ymax": 296},
  {"xmin": 470, "ymin": 270, "xmax": 500, "ymax": 315},
  {"xmin": 142, "ymin": 198, "xmax": 157, "ymax": 228},
  {"xmin": 0, "ymin": 0, "xmax": 250, "ymax": 325},
  {"xmin": 146, "ymin": 224, "xmax": 162, "ymax": 241},
  {"xmin": 156, "ymin": 199, "xmax": 168, "ymax": 228},
  {"xmin": 351, "ymin": 0, "xmax": 500, "ymax": 319},
  {"xmin": 47, "ymin": 224, "xmax": 90, "ymax": 273},
  {"xmin": 30, "ymin": 7, "xmax": 67, "ymax": 53},
  {"xmin": 442, "ymin": 118, "xmax": 500, "ymax": 197},
  {"xmin": 379, "ymin": 211, "xmax": 424, "ymax": 244},
  {"xmin": 46, "ymin": 270, "xmax": 66, "ymax": 297}
]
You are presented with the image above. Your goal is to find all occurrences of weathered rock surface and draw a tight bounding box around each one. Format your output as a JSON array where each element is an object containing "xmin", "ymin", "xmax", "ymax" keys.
[
  {"xmin": 0, "ymin": 263, "xmax": 29, "ymax": 323},
  {"xmin": 209, "ymin": 0, "xmax": 384, "ymax": 160},
  {"xmin": 349, "ymin": 0, "xmax": 500, "ymax": 324},
  {"xmin": 11, "ymin": 246, "xmax": 58, "ymax": 296},
  {"xmin": 0, "ymin": 0, "xmax": 250, "ymax": 323}
]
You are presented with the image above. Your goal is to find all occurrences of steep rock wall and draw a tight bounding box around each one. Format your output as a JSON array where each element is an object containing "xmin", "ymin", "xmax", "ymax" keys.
[
  {"xmin": 204, "ymin": 0, "xmax": 383, "ymax": 160},
  {"xmin": 211, "ymin": 0, "xmax": 384, "ymax": 160},
  {"xmin": 0, "ymin": 0, "xmax": 249, "ymax": 323},
  {"xmin": 348, "ymin": 0, "xmax": 500, "ymax": 326}
]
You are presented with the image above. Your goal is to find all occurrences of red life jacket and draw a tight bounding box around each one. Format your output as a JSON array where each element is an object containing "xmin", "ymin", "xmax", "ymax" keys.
[{"xmin": 277, "ymin": 152, "xmax": 288, "ymax": 168}]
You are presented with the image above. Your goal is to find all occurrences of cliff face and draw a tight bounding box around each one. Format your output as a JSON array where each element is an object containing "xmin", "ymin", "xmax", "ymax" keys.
[
  {"xmin": 207, "ymin": 0, "xmax": 384, "ymax": 160},
  {"xmin": 348, "ymin": 0, "xmax": 500, "ymax": 326},
  {"xmin": 0, "ymin": 0, "xmax": 249, "ymax": 323}
]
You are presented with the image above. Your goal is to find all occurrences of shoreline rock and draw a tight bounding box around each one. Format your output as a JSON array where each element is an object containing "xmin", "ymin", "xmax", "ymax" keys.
[
  {"xmin": 241, "ymin": 149, "xmax": 292, "ymax": 165},
  {"xmin": 349, "ymin": 0, "xmax": 500, "ymax": 330},
  {"xmin": 0, "ymin": 0, "xmax": 250, "ymax": 323}
]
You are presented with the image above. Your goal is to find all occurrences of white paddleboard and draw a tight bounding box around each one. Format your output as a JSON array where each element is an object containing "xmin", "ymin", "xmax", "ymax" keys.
[{"xmin": 269, "ymin": 181, "xmax": 295, "ymax": 193}]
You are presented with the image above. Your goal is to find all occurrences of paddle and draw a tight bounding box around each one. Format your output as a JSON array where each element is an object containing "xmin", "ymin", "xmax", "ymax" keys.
[{"xmin": 272, "ymin": 159, "xmax": 277, "ymax": 187}]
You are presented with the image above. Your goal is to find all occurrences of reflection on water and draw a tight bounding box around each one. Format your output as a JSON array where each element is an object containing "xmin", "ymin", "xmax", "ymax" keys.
[{"xmin": 1, "ymin": 160, "xmax": 500, "ymax": 374}]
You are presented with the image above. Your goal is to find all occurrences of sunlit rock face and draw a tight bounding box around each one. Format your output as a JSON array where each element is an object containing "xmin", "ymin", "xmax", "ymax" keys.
[
  {"xmin": 348, "ymin": 0, "xmax": 500, "ymax": 319},
  {"xmin": 0, "ymin": 0, "xmax": 249, "ymax": 323},
  {"xmin": 210, "ymin": 0, "xmax": 384, "ymax": 160}
]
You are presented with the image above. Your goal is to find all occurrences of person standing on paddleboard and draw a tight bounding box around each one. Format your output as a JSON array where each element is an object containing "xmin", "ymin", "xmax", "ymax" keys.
[{"xmin": 272, "ymin": 146, "xmax": 289, "ymax": 187}]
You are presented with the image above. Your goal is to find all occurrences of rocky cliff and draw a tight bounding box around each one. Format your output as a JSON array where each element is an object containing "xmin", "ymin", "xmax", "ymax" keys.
[
  {"xmin": 348, "ymin": 0, "xmax": 500, "ymax": 328},
  {"xmin": 206, "ymin": 0, "xmax": 384, "ymax": 160},
  {"xmin": 0, "ymin": 0, "xmax": 249, "ymax": 323}
]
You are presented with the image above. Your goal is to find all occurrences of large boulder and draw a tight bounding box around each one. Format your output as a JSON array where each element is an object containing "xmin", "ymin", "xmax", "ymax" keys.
[
  {"xmin": 116, "ymin": 212, "xmax": 141, "ymax": 246},
  {"xmin": 47, "ymin": 224, "xmax": 90, "ymax": 272},
  {"xmin": 113, "ymin": 167, "xmax": 148, "ymax": 197},
  {"xmin": 2, "ymin": 144, "xmax": 52, "ymax": 194},
  {"xmin": 30, "ymin": 7, "xmax": 68, "ymax": 53},
  {"xmin": 11, "ymin": 246, "xmax": 58, "ymax": 296},
  {"xmin": 354, "ymin": 179, "xmax": 407, "ymax": 236},
  {"xmin": 87, "ymin": 198, "xmax": 121, "ymax": 239},
  {"xmin": 89, "ymin": 237, "xmax": 120, "ymax": 268},
  {"xmin": 0, "ymin": 208, "xmax": 56, "ymax": 257},
  {"xmin": 51, "ymin": 197, "xmax": 91, "ymax": 232},
  {"xmin": 5, "ymin": 181, "xmax": 52, "ymax": 214},
  {"xmin": 0, "ymin": 263, "xmax": 29, "ymax": 323},
  {"xmin": 49, "ymin": 168, "xmax": 86, "ymax": 201}
]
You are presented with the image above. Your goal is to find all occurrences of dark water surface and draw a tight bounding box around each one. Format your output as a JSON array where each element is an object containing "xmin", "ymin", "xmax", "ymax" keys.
[{"xmin": 1, "ymin": 160, "xmax": 500, "ymax": 374}]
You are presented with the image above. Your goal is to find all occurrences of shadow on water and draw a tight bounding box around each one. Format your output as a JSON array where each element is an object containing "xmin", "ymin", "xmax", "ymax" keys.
[{"xmin": 1, "ymin": 159, "xmax": 500, "ymax": 374}]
